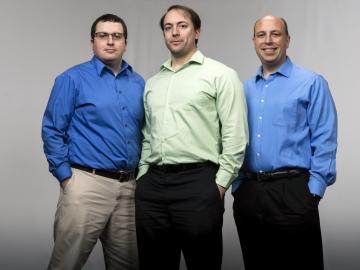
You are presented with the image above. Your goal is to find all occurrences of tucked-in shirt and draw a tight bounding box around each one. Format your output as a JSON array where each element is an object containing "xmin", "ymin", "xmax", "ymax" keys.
[
  {"xmin": 138, "ymin": 51, "xmax": 248, "ymax": 188},
  {"xmin": 42, "ymin": 56, "xmax": 145, "ymax": 182},
  {"xmin": 232, "ymin": 57, "xmax": 337, "ymax": 197}
]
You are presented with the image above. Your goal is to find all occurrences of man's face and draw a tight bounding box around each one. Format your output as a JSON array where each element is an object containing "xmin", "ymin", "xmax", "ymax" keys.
[
  {"xmin": 163, "ymin": 9, "xmax": 200, "ymax": 59},
  {"xmin": 253, "ymin": 16, "xmax": 290, "ymax": 70},
  {"xmin": 92, "ymin": 21, "xmax": 126, "ymax": 65}
]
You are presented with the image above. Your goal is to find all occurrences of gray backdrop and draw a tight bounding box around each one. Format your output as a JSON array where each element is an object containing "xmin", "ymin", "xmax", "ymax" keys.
[{"xmin": 0, "ymin": 0, "xmax": 358, "ymax": 269}]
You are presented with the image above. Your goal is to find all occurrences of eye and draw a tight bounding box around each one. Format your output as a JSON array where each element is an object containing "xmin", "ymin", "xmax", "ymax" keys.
[
  {"xmin": 112, "ymin": 33, "xmax": 124, "ymax": 40},
  {"xmin": 179, "ymin": 23, "xmax": 188, "ymax": 29},
  {"xmin": 272, "ymin": 32, "xmax": 281, "ymax": 37},
  {"xmin": 96, "ymin": 32, "xmax": 107, "ymax": 38},
  {"xmin": 256, "ymin": 32, "xmax": 265, "ymax": 38},
  {"xmin": 164, "ymin": 25, "xmax": 172, "ymax": 32}
]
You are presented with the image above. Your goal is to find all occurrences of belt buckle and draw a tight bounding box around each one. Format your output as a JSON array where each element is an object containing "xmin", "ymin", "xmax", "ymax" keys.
[
  {"xmin": 117, "ymin": 170, "xmax": 133, "ymax": 182},
  {"xmin": 257, "ymin": 171, "xmax": 271, "ymax": 181},
  {"xmin": 117, "ymin": 170, "xmax": 125, "ymax": 181}
]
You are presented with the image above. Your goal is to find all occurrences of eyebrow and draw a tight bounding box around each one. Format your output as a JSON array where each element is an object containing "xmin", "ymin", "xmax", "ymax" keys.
[
  {"xmin": 164, "ymin": 20, "xmax": 188, "ymax": 26},
  {"xmin": 255, "ymin": 29, "xmax": 282, "ymax": 34}
]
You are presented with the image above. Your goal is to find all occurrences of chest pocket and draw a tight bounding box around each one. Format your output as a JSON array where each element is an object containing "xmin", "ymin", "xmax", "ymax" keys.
[{"xmin": 272, "ymin": 100, "xmax": 298, "ymax": 128}]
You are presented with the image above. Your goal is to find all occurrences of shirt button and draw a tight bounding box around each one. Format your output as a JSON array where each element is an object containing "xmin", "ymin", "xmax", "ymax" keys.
[
  {"xmin": 257, "ymin": 134, "xmax": 261, "ymax": 138},
  {"xmin": 265, "ymin": 84, "xmax": 268, "ymax": 88},
  {"xmin": 256, "ymin": 153, "xmax": 260, "ymax": 156},
  {"xmin": 261, "ymin": 99, "xmax": 264, "ymax": 103},
  {"xmin": 124, "ymin": 124, "xmax": 128, "ymax": 127},
  {"xmin": 122, "ymin": 106, "xmax": 125, "ymax": 110},
  {"xmin": 259, "ymin": 116, "xmax": 263, "ymax": 120}
]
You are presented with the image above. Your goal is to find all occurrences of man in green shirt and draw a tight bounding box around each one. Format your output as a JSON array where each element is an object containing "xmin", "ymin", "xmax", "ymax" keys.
[{"xmin": 135, "ymin": 5, "xmax": 248, "ymax": 270}]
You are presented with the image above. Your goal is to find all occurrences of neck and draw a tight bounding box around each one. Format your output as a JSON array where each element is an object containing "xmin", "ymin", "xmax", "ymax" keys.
[
  {"xmin": 262, "ymin": 59, "xmax": 286, "ymax": 79},
  {"xmin": 262, "ymin": 68, "xmax": 274, "ymax": 80},
  {"xmin": 106, "ymin": 59, "xmax": 123, "ymax": 75},
  {"xmin": 171, "ymin": 49, "xmax": 197, "ymax": 70}
]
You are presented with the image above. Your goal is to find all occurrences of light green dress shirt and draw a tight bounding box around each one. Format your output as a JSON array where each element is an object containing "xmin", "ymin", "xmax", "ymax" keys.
[{"xmin": 138, "ymin": 51, "xmax": 248, "ymax": 188}]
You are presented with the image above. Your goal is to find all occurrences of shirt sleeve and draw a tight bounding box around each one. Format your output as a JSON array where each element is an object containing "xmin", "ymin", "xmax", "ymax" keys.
[
  {"xmin": 307, "ymin": 75, "xmax": 337, "ymax": 197},
  {"xmin": 215, "ymin": 69, "xmax": 249, "ymax": 189},
  {"xmin": 137, "ymin": 85, "xmax": 151, "ymax": 179},
  {"xmin": 41, "ymin": 73, "xmax": 76, "ymax": 182}
]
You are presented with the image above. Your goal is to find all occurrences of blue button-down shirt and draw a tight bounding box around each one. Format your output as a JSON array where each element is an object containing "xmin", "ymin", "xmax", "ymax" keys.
[
  {"xmin": 233, "ymin": 57, "xmax": 337, "ymax": 196},
  {"xmin": 42, "ymin": 56, "xmax": 145, "ymax": 182}
]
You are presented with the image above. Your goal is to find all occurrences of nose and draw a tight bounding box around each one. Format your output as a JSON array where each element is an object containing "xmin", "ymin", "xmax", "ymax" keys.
[
  {"xmin": 265, "ymin": 34, "xmax": 272, "ymax": 43},
  {"xmin": 107, "ymin": 35, "xmax": 114, "ymax": 45},
  {"xmin": 171, "ymin": 26, "xmax": 180, "ymax": 36}
]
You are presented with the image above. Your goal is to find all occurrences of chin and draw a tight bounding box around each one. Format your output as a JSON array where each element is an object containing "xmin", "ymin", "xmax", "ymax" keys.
[
  {"xmin": 103, "ymin": 56, "xmax": 119, "ymax": 62},
  {"xmin": 171, "ymin": 48, "xmax": 187, "ymax": 56},
  {"xmin": 261, "ymin": 57, "xmax": 277, "ymax": 64}
]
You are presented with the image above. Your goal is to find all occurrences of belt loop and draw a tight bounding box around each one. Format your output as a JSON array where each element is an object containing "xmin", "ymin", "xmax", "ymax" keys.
[{"xmin": 92, "ymin": 169, "xmax": 96, "ymax": 174}]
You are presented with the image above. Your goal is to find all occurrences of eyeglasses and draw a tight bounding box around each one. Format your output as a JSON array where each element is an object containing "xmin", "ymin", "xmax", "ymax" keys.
[{"xmin": 94, "ymin": 32, "xmax": 124, "ymax": 40}]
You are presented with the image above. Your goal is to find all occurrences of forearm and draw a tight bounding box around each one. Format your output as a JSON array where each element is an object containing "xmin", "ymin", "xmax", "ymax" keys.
[
  {"xmin": 307, "ymin": 75, "xmax": 338, "ymax": 197},
  {"xmin": 137, "ymin": 123, "xmax": 151, "ymax": 180},
  {"xmin": 42, "ymin": 74, "xmax": 76, "ymax": 182},
  {"xmin": 215, "ymin": 71, "xmax": 249, "ymax": 188}
]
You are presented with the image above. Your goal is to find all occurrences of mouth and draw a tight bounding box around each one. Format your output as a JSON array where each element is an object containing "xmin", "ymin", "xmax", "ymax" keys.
[
  {"xmin": 170, "ymin": 40, "xmax": 182, "ymax": 45},
  {"xmin": 105, "ymin": 49, "xmax": 116, "ymax": 53},
  {"xmin": 261, "ymin": 47, "xmax": 277, "ymax": 53}
]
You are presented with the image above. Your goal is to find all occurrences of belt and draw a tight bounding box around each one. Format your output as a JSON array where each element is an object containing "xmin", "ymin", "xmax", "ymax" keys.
[
  {"xmin": 72, "ymin": 164, "xmax": 135, "ymax": 182},
  {"xmin": 246, "ymin": 168, "xmax": 308, "ymax": 182},
  {"xmin": 150, "ymin": 162, "xmax": 215, "ymax": 173}
]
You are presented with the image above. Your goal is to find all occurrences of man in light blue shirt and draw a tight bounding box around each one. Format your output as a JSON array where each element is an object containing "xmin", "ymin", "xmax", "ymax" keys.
[{"xmin": 232, "ymin": 15, "xmax": 337, "ymax": 270}]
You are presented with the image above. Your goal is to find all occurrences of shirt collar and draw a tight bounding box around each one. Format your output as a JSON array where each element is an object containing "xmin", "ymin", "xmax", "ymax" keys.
[
  {"xmin": 161, "ymin": 50, "xmax": 204, "ymax": 71},
  {"xmin": 91, "ymin": 55, "xmax": 133, "ymax": 76},
  {"xmin": 255, "ymin": 56, "xmax": 293, "ymax": 81}
]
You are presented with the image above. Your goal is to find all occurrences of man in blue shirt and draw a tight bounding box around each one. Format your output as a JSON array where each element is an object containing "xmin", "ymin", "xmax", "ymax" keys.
[
  {"xmin": 42, "ymin": 14, "xmax": 144, "ymax": 270},
  {"xmin": 232, "ymin": 15, "xmax": 337, "ymax": 270}
]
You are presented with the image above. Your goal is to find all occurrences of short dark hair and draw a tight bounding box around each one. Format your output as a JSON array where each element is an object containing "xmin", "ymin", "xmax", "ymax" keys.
[
  {"xmin": 91, "ymin": 14, "xmax": 128, "ymax": 41},
  {"xmin": 253, "ymin": 16, "xmax": 289, "ymax": 37},
  {"xmin": 159, "ymin": 5, "xmax": 201, "ymax": 45}
]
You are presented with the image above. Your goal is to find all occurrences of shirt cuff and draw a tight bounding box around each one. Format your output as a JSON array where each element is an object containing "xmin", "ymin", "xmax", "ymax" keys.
[
  {"xmin": 137, "ymin": 164, "xmax": 150, "ymax": 180},
  {"xmin": 53, "ymin": 163, "xmax": 72, "ymax": 183},
  {"xmin": 308, "ymin": 175, "xmax": 327, "ymax": 197},
  {"xmin": 215, "ymin": 168, "xmax": 235, "ymax": 189}
]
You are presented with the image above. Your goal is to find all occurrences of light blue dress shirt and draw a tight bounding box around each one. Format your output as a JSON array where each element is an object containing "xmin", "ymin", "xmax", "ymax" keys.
[{"xmin": 233, "ymin": 57, "xmax": 337, "ymax": 197}]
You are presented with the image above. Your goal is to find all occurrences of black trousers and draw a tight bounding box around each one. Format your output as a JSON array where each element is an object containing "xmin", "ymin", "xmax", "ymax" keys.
[
  {"xmin": 233, "ymin": 173, "xmax": 324, "ymax": 270},
  {"xmin": 135, "ymin": 164, "xmax": 224, "ymax": 270}
]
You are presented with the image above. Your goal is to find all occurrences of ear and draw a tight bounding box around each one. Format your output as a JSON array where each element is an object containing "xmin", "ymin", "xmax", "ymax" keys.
[
  {"xmin": 194, "ymin": 28, "xmax": 201, "ymax": 40},
  {"xmin": 286, "ymin": 35, "xmax": 290, "ymax": 48},
  {"xmin": 91, "ymin": 39, "xmax": 94, "ymax": 52}
]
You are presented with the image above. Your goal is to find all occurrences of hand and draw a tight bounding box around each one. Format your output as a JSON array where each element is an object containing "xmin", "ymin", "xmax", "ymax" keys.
[
  {"xmin": 311, "ymin": 193, "xmax": 322, "ymax": 205},
  {"xmin": 217, "ymin": 185, "xmax": 226, "ymax": 200},
  {"xmin": 60, "ymin": 178, "xmax": 71, "ymax": 190}
]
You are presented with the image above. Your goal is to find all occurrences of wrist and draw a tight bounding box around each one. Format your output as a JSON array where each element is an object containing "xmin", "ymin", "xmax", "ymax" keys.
[{"xmin": 311, "ymin": 193, "xmax": 322, "ymax": 200}]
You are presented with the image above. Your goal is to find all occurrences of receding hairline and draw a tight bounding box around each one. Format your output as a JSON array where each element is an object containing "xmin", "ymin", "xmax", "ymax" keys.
[
  {"xmin": 253, "ymin": 15, "xmax": 289, "ymax": 37},
  {"xmin": 160, "ymin": 5, "xmax": 201, "ymax": 31},
  {"xmin": 163, "ymin": 8, "xmax": 191, "ymax": 24}
]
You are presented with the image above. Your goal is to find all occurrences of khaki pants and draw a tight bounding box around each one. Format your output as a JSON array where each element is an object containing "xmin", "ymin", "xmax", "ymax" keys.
[{"xmin": 48, "ymin": 168, "xmax": 138, "ymax": 270}]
